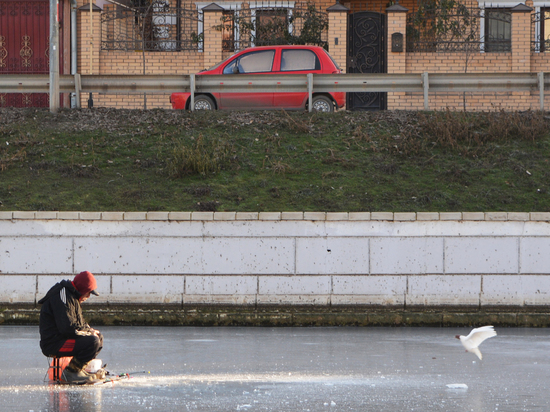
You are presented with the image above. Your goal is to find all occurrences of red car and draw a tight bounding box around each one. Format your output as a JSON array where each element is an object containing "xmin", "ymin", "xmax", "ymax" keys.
[{"xmin": 170, "ymin": 45, "xmax": 345, "ymax": 112}]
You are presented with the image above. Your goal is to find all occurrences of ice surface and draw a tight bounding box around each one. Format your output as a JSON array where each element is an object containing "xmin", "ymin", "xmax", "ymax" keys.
[{"xmin": 1, "ymin": 326, "xmax": 550, "ymax": 411}]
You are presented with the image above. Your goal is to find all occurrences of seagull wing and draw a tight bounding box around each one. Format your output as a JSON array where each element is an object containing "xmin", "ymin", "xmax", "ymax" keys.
[
  {"xmin": 470, "ymin": 346, "xmax": 483, "ymax": 360},
  {"xmin": 464, "ymin": 326, "xmax": 497, "ymax": 350}
]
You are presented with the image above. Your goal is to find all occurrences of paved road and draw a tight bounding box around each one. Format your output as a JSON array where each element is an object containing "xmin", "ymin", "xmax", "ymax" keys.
[{"xmin": 1, "ymin": 325, "xmax": 549, "ymax": 411}]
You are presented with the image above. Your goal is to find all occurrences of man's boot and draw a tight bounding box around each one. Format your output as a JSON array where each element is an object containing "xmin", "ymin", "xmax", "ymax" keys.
[
  {"xmin": 61, "ymin": 358, "xmax": 96, "ymax": 384},
  {"xmin": 93, "ymin": 368, "xmax": 107, "ymax": 380},
  {"xmin": 83, "ymin": 359, "xmax": 107, "ymax": 381}
]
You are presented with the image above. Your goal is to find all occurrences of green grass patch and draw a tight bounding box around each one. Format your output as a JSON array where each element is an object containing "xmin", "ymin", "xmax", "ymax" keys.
[{"xmin": 0, "ymin": 107, "xmax": 549, "ymax": 212}]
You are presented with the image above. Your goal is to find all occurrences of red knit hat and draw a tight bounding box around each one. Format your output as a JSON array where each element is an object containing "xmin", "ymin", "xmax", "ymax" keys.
[{"xmin": 73, "ymin": 271, "xmax": 99, "ymax": 296}]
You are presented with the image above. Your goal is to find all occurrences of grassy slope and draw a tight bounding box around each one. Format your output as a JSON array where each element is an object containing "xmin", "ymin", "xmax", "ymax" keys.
[{"xmin": 0, "ymin": 108, "xmax": 549, "ymax": 212}]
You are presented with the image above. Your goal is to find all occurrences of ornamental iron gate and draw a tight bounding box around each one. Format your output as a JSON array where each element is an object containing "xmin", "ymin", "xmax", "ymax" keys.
[
  {"xmin": 0, "ymin": 0, "xmax": 54, "ymax": 107},
  {"xmin": 347, "ymin": 11, "xmax": 386, "ymax": 111}
]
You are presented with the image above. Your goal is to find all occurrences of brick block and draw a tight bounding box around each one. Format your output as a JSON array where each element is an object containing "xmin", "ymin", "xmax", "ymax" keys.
[
  {"xmin": 124, "ymin": 212, "xmax": 147, "ymax": 220},
  {"xmin": 13, "ymin": 211, "xmax": 35, "ymax": 219},
  {"xmin": 0, "ymin": 212, "xmax": 13, "ymax": 219},
  {"xmin": 147, "ymin": 212, "xmax": 169, "ymax": 221},
  {"xmin": 102, "ymin": 212, "xmax": 124, "ymax": 220},
  {"xmin": 281, "ymin": 212, "xmax": 304, "ymax": 220},
  {"xmin": 371, "ymin": 212, "xmax": 393, "ymax": 221},
  {"xmin": 169, "ymin": 212, "xmax": 191, "ymax": 220}
]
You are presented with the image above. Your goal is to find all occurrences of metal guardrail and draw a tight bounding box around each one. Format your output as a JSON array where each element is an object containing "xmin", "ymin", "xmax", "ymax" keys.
[{"xmin": 1, "ymin": 72, "xmax": 548, "ymax": 111}]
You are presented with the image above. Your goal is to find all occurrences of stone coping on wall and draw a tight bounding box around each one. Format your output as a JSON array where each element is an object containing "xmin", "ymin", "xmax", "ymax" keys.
[{"xmin": 1, "ymin": 211, "xmax": 549, "ymax": 222}]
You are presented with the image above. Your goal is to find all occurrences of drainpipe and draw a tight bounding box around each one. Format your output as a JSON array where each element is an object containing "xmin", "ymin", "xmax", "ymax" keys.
[{"xmin": 70, "ymin": 0, "xmax": 78, "ymax": 108}]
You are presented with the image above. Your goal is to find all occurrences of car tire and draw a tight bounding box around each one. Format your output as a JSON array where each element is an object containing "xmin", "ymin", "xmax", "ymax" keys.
[
  {"xmin": 311, "ymin": 96, "xmax": 334, "ymax": 113},
  {"xmin": 193, "ymin": 95, "xmax": 216, "ymax": 110}
]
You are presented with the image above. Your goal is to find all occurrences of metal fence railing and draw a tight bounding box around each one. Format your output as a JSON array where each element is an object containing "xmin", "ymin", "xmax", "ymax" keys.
[
  {"xmin": 215, "ymin": 1, "xmax": 328, "ymax": 52},
  {"xmin": 101, "ymin": 0, "xmax": 202, "ymax": 51},
  {"xmin": 100, "ymin": 1, "xmax": 328, "ymax": 53},
  {"xmin": 406, "ymin": 4, "xmax": 512, "ymax": 53},
  {"xmin": 1, "ymin": 72, "xmax": 549, "ymax": 111},
  {"xmin": 531, "ymin": 9, "xmax": 550, "ymax": 53}
]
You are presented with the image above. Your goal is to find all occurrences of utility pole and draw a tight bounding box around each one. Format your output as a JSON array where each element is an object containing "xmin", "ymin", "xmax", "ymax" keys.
[{"xmin": 49, "ymin": 0, "xmax": 60, "ymax": 113}]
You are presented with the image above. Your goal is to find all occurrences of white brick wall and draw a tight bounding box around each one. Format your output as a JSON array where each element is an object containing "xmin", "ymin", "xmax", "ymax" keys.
[{"xmin": 1, "ymin": 213, "xmax": 550, "ymax": 307}]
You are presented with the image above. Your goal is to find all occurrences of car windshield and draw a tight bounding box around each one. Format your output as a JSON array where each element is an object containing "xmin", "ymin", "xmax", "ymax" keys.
[{"xmin": 205, "ymin": 55, "xmax": 234, "ymax": 72}]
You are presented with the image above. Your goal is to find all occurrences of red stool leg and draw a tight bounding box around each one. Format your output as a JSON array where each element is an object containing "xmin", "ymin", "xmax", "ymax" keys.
[{"xmin": 53, "ymin": 357, "xmax": 60, "ymax": 382}]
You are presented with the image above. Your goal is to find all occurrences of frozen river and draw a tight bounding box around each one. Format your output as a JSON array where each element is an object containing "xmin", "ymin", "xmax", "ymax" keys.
[{"xmin": 1, "ymin": 325, "xmax": 549, "ymax": 411}]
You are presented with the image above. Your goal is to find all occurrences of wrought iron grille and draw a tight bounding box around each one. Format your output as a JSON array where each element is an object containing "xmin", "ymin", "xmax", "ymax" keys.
[
  {"xmin": 531, "ymin": 8, "xmax": 550, "ymax": 52},
  {"xmin": 214, "ymin": 1, "xmax": 328, "ymax": 52},
  {"xmin": 101, "ymin": 0, "xmax": 202, "ymax": 51},
  {"xmin": 406, "ymin": 4, "xmax": 512, "ymax": 53}
]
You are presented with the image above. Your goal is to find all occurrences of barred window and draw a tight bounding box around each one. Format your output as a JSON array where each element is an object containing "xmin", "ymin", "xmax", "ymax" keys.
[
  {"xmin": 254, "ymin": 8, "xmax": 289, "ymax": 46},
  {"xmin": 534, "ymin": 7, "xmax": 550, "ymax": 52},
  {"xmin": 484, "ymin": 8, "xmax": 511, "ymax": 52},
  {"xmin": 544, "ymin": 8, "xmax": 550, "ymax": 51},
  {"xmin": 222, "ymin": 10, "xmax": 236, "ymax": 52}
]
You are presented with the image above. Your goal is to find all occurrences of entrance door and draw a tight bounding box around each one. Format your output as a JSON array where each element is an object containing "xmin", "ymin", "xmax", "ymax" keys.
[
  {"xmin": 347, "ymin": 11, "xmax": 386, "ymax": 111},
  {"xmin": 0, "ymin": 0, "xmax": 55, "ymax": 107}
]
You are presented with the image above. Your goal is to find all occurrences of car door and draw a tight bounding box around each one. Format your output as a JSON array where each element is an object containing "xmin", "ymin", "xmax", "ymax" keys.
[
  {"xmin": 272, "ymin": 48, "xmax": 322, "ymax": 109},
  {"xmin": 219, "ymin": 49, "xmax": 275, "ymax": 110}
]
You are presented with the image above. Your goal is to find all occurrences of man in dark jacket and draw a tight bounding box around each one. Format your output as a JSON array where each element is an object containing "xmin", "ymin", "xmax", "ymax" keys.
[{"xmin": 38, "ymin": 271, "xmax": 104, "ymax": 384}]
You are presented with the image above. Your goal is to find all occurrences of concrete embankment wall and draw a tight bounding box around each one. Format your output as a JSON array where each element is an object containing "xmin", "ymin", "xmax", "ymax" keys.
[{"xmin": 1, "ymin": 211, "xmax": 550, "ymax": 326}]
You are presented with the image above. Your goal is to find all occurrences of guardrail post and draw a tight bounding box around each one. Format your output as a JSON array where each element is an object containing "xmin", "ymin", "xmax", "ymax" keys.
[
  {"xmin": 190, "ymin": 74, "xmax": 195, "ymax": 112},
  {"xmin": 307, "ymin": 73, "xmax": 313, "ymax": 112},
  {"xmin": 538, "ymin": 72, "xmax": 544, "ymax": 111},
  {"xmin": 74, "ymin": 73, "xmax": 82, "ymax": 109},
  {"xmin": 422, "ymin": 72, "xmax": 429, "ymax": 110},
  {"xmin": 49, "ymin": 0, "xmax": 60, "ymax": 113}
]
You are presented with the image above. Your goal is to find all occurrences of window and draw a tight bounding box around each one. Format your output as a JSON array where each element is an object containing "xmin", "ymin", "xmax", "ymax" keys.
[
  {"xmin": 484, "ymin": 8, "xmax": 511, "ymax": 52},
  {"xmin": 222, "ymin": 50, "xmax": 275, "ymax": 74},
  {"xmin": 536, "ymin": 6, "xmax": 550, "ymax": 52},
  {"xmin": 255, "ymin": 8, "xmax": 289, "ymax": 46},
  {"xmin": 280, "ymin": 49, "xmax": 320, "ymax": 71},
  {"xmin": 250, "ymin": 2, "xmax": 295, "ymax": 48},
  {"xmin": 222, "ymin": 10, "xmax": 236, "ymax": 52}
]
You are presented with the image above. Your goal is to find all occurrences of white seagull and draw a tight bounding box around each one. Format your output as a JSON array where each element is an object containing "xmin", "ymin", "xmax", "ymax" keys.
[{"xmin": 455, "ymin": 325, "xmax": 497, "ymax": 360}]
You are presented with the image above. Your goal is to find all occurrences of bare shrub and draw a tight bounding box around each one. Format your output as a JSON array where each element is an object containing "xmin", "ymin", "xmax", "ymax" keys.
[{"xmin": 168, "ymin": 135, "xmax": 232, "ymax": 177}]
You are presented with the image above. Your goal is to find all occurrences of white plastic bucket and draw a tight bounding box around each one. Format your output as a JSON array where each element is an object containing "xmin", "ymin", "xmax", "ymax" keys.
[{"xmin": 85, "ymin": 359, "xmax": 103, "ymax": 373}]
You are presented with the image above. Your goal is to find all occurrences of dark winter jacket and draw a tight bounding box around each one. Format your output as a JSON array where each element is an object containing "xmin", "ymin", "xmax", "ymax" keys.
[{"xmin": 38, "ymin": 280, "xmax": 93, "ymax": 355}]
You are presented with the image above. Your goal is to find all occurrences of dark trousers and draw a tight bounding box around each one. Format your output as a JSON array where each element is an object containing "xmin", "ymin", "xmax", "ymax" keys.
[{"xmin": 43, "ymin": 333, "xmax": 103, "ymax": 363}]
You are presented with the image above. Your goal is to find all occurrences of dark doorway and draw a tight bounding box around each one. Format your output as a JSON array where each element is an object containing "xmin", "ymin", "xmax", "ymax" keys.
[{"xmin": 347, "ymin": 11, "xmax": 386, "ymax": 111}]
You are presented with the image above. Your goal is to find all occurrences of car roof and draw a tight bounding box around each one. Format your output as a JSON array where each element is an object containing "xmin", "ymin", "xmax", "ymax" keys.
[{"xmin": 239, "ymin": 45, "xmax": 325, "ymax": 52}]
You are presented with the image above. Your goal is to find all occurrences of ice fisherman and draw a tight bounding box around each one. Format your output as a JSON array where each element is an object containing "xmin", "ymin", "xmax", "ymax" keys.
[{"xmin": 38, "ymin": 271, "xmax": 105, "ymax": 384}]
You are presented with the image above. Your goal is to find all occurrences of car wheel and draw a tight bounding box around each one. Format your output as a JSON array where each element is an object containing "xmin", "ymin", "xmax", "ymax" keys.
[
  {"xmin": 311, "ymin": 96, "xmax": 334, "ymax": 113},
  {"xmin": 193, "ymin": 95, "xmax": 215, "ymax": 110}
]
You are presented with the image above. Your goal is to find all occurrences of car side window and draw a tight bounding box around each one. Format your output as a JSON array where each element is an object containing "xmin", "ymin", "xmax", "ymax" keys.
[
  {"xmin": 222, "ymin": 50, "xmax": 275, "ymax": 74},
  {"xmin": 280, "ymin": 50, "xmax": 320, "ymax": 71}
]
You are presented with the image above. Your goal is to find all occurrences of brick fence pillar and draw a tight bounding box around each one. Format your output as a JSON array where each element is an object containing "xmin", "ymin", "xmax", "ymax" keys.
[
  {"xmin": 77, "ymin": 3, "xmax": 101, "ymax": 75},
  {"xmin": 202, "ymin": 3, "xmax": 224, "ymax": 70},
  {"xmin": 327, "ymin": 2, "xmax": 349, "ymax": 73},
  {"xmin": 386, "ymin": 4, "xmax": 408, "ymax": 110},
  {"xmin": 511, "ymin": 4, "xmax": 532, "ymax": 73},
  {"xmin": 77, "ymin": 3, "xmax": 101, "ymax": 108}
]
